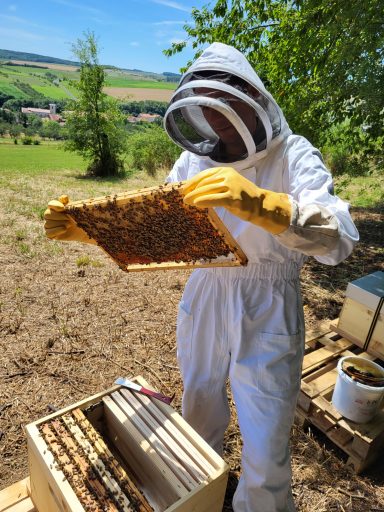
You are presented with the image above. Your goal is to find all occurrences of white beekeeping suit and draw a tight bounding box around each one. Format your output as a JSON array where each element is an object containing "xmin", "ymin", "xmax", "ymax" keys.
[{"xmin": 164, "ymin": 42, "xmax": 359, "ymax": 512}]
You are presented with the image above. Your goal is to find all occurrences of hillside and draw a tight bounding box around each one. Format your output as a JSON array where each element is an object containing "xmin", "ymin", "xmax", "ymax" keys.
[
  {"xmin": 0, "ymin": 49, "xmax": 178, "ymax": 104},
  {"xmin": 0, "ymin": 49, "xmax": 80, "ymax": 67}
]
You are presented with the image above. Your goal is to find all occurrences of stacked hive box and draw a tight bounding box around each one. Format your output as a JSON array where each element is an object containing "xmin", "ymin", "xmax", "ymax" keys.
[
  {"xmin": 25, "ymin": 376, "xmax": 229, "ymax": 512},
  {"xmin": 332, "ymin": 271, "xmax": 384, "ymax": 359}
]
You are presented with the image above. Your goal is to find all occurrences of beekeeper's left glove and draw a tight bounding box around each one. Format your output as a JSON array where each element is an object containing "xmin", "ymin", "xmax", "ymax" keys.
[
  {"xmin": 44, "ymin": 195, "xmax": 96, "ymax": 244},
  {"xmin": 182, "ymin": 166, "xmax": 291, "ymax": 235}
]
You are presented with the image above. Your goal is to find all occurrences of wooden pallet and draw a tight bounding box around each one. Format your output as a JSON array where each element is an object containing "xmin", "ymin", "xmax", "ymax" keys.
[
  {"xmin": 0, "ymin": 478, "xmax": 35, "ymax": 512},
  {"xmin": 295, "ymin": 324, "xmax": 384, "ymax": 474}
]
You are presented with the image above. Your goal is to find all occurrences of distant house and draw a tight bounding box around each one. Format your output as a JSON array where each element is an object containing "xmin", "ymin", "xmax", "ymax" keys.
[
  {"xmin": 21, "ymin": 103, "xmax": 63, "ymax": 122},
  {"xmin": 127, "ymin": 113, "xmax": 161, "ymax": 124}
]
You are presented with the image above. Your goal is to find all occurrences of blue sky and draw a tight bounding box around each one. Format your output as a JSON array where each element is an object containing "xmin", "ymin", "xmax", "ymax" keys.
[{"xmin": 0, "ymin": 0, "xmax": 209, "ymax": 73}]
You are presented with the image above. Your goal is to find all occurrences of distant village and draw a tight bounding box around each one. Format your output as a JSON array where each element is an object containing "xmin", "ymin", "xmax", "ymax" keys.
[{"xmin": 20, "ymin": 103, "xmax": 161, "ymax": 125}]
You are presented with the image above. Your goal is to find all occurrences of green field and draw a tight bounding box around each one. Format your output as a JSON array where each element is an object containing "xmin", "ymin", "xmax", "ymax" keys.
[
  {"xmin": 0, "ymin": 139, "xmax": 382, "ymax": 208},
  {"xmin": 0, "ymin": 62, "xmax": 176, "ymax": 102},
  {"xmin": 0, "ymin": 140, "xmax": 86, "ymax": 174},
  {"xmin": 104, "ymin": 77, "xmax": 176, "ymax": 89}
]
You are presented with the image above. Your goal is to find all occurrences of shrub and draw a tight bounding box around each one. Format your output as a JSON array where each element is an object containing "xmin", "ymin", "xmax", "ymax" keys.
[{"xmin": 127, "ymin": 125, "xmax": 182, "ymax": 176}]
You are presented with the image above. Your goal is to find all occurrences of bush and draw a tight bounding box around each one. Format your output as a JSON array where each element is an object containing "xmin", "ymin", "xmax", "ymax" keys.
[
  {"xmin": 127, "ymin": 125, "xmax": 182, "ymax": 176},
  {"xmin": 22, "ymin": 137, "xmax": 33, "ymax": 145},
  {"xmin": 320, "ymin": 120, "xmax": 372, "ymax": 176}
]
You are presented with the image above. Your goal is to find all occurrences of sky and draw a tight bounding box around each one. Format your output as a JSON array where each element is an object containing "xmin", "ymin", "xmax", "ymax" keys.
[{"xmin": 0, "ymin": 0, "xmax": 210, "ymax": 74}]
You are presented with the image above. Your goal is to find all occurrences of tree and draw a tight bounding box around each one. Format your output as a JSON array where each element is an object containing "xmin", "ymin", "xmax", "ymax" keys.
[
  {"xmin": 39, "ymin": 120, "xmax": 63, "ymax": 140},
  {"xmin": 65, "ymin": 32, "xmax": 127, "ymax": 177},
  {"xmin": 164, "ymin": 0, "xmax": 383, "ymax": 151}
]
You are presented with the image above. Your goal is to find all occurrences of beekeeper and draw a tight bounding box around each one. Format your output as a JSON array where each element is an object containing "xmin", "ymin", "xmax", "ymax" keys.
[
  {"xmin": 44, "ymin": 42, "xmax": 359, "ymax": 512},
  {"xmin": 162, "ymin": 42, "xmax": 359, "ymax": 512}
]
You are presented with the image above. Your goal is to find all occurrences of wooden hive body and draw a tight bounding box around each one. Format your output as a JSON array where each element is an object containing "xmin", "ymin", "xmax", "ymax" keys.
[
  {"xmin": 332, "ymin": 271, "xmax": 384, "ymax": 359},
  {"xmin": 65, "ymin": 183, "xmax": 247, "ymax": 272},
  {"xmin": 25, "ymin": 376, "xmax": 229, "ymax": 512}
]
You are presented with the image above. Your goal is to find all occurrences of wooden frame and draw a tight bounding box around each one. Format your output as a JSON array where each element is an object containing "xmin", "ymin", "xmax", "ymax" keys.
[
  {"xmin": 65, "ymin": 184, "xmax": 248, "ymax": 272},
  {"xmin": 25, "ymin": 376, "xmax": 229, "ymax": 512}
]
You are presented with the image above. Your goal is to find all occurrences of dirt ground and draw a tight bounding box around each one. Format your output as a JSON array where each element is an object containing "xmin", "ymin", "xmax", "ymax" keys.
[{"xmin": 0, "ymin": 205, "xmax": 383, "ymax": 511}]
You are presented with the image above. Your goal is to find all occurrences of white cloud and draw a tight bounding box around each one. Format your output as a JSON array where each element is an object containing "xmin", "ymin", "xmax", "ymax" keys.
[
  {"xmin": 51, "ymin": 0, "xmax": 104, "ymax": 16},
  {"xmin": 0, "ymin": 27, "xmax": 44, "ymax": 40},
  {"xmin": 152, "ymin": 0, "xmax": 191, "ymax": 13},
  {"xmin": 129, "ymin": 41, "xmax": 140, "ymax": 47},
  {"xmin": 0, "ymin": 14, "xmax": 41, "ymax": 27}
]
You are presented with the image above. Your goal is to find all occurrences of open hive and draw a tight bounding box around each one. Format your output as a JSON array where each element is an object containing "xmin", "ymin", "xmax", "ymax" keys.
[
  {"xmin": 26, "ymin": 377, "xmax": 229, "ymax": 512},
  {"xmin": 65, "ymin": 183, "xmax": 247, "ymax": 271}
]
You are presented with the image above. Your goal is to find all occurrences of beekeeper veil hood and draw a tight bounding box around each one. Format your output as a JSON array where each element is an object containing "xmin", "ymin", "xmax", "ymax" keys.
[{"xmin": 164, "ymin": 42, "xmax": 290, "ymax": 165}]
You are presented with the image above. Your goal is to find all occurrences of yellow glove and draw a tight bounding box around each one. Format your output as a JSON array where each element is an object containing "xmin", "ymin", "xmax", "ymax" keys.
[
  {"xmin": 44, "ymin": 195, "xmax": 96, "ymax": 244},
  {"xmin": 182, "ymin": 167, "xmax": 291, "ymax": 235}
]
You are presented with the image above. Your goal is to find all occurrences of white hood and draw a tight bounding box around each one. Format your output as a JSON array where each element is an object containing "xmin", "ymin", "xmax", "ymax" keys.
[{"xmin": 164, "ymin": 42, "xmax": 291, "ymax": 170}]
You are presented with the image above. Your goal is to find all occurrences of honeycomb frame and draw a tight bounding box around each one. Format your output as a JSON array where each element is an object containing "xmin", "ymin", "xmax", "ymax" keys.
[{"xmin": 65, "ymin": 183, "xmax": 248, "ymax": 272}]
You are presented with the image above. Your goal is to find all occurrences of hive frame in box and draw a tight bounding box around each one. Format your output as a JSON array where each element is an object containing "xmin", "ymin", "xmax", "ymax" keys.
[
  {"xmin": 25, "ymin": 376, "xmax": 229, "ymax": 512},
  {"xmin": 65, "ymin": 183, "xmax": 248, "ymax": 272}
]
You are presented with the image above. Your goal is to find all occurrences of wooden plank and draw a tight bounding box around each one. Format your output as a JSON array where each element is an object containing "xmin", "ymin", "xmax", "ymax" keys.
[
  {"xmin": 119, "ymin": 388, "xmax": 216, "ymax": 477},
  {"xmin": 302, "ymin": 338, "xmax": 353, "ymax": 375},
  {"xmin": 103, "ymin": 395, "xmax": 185, "ymax": 511},
  {"xmin": 134, "ymin": 376, "xmax": 227, "ymax": 474},
  {"xmin": 111, "ymin": 391, "xmax": 194, "ymax": 491},
  {"xmin": 1, "ymin": 499, "xmax": 35, "ymax": 512},
  {"xmin": 27, "ymin": 385, "xmax": 120, "ymax": 428},
  {"xmin": 0, "ymin": 478, "xmax": 33, "ymax": 512},
  {"xmin": 166, "ymin": 471, "xmax": 229, "ymax": 512},
  {"xmin": 26, "ymin": 427, "xmax": 83, "ymax": 512},
  {"xmin": 120, "ymin": 389, "xmax": 205, "ymax": 484}
]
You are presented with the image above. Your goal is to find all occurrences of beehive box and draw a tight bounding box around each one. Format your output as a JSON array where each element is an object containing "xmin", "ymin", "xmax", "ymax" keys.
[
  {"xmin": 25, "ymin": 376, "xmax": 229, "ymax": 512},
  {"xmin": 332, "ymin": 271, "xmax": 384, "ymax": 358},
  {"xmin": 65, "ymin": 183, "xmax": 247, "ymax": 272}
]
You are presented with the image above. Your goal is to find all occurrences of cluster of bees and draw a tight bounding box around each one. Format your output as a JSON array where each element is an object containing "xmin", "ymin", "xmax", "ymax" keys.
[
  {"xmin": 39, "ymin": 408, "xmax": 152, "ymax": 512},
  {"xmin": 66, "ymin": 184, "xmax": 232, "ymax": 269}
]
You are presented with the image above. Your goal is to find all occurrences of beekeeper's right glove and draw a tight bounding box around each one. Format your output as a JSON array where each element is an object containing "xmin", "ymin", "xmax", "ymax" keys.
[{"xmin": 44, "ymin": 195, "xmax": 96, "ymax": 244}]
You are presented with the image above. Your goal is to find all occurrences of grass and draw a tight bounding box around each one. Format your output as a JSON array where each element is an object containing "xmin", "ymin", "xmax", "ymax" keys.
[
  {"xmin": 0, "ymin": 142, "xmax": 86, "ymax": 173},
  {"xmin": 334, "ymin": 171, "xmax": 384, "ymax": 208},
  {"xmin": 0, "ymin": 140, "xmax": 381, "ymax": 264},
  {"xmin": 104, "ymin": 77, "xmax": 176, "ymax": 89}
]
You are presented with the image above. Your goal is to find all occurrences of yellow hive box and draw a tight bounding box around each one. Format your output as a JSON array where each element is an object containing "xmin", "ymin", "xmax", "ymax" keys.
[{"xmin": 25, "ymin": 376, "xmax": 229, "ymax": 512}]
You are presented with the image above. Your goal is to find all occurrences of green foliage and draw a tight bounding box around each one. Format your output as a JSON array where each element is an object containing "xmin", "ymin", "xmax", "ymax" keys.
[
  {"xmin": 64, "ymin": 32, "xmax": 127, "ymax": 177},
  {"xmin": 120, "ymin": 100, "xmax": 168, "ymax": 116},
  {"xmin": 127, "ymin": 124, "xmax": 182, "ymax": 176},
  {"xmin": 164, "ymin": 0, "xmax": 383, "ymax": 164},
  {"xmin": 13, "ymin": 79, "xmax": 44, "ymax": 99},
  {"xmin": 3, "ymin": 98, "xmax": 68, "ymax": 112},
  {"xmin": 39, "ymin": 120, "xmax": 65, "ymax": 140}
]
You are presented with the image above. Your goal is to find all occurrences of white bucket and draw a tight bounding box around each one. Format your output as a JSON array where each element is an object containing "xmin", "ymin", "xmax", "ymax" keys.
[{"xmin": 332, "ymin": 356, "xmax": 384, "ymax": 423}]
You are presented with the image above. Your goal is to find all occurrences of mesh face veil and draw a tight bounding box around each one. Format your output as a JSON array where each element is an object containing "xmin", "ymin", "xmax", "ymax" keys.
[{"xmin": 164, "ymin": 71, "xmax": 281, "ymax": 163}]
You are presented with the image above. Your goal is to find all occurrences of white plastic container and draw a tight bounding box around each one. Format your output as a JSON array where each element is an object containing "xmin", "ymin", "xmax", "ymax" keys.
[{"xmin": 332, "ymin": 356, "xmax": 384, "ymax": 423}]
